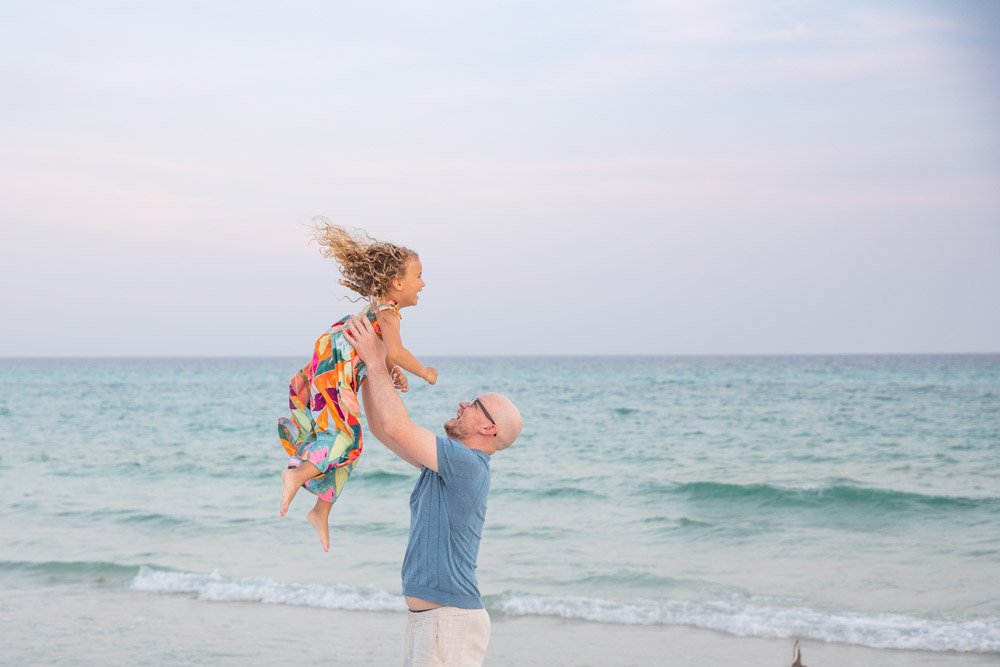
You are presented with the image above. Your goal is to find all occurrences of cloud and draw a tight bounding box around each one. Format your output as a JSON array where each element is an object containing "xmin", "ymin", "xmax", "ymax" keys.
[{"xmin": 1, "ymin": 1, "xmax": 997, "ymax": 355}]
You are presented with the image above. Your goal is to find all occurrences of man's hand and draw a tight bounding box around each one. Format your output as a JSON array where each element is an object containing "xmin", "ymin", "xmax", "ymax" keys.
[{"xmin": 345, "ymin": 315, "xmax": 388, "ymax": 368}]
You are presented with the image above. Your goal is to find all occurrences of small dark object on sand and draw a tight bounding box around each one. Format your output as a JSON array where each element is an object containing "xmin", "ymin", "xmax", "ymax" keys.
[{"xmin": 791, "ymin": 640, "xmax": 806, "ymax": 667}]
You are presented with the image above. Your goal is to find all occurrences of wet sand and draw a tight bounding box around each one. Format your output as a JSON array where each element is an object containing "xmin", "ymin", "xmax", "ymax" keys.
[{"xmin": 4, "ymin": 585, "xmax": 997, "ymax": 666}]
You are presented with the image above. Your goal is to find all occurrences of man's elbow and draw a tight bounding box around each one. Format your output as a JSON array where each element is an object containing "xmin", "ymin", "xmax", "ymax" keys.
[
  {"xmin": 366, "ymin": 421, "xmax": 385, "ymax": 442},
  {"xmin": 382, "ymin": 418, "xmax": 411, "ymax": 444},
  {"xmin": 381, "ymin": 419, "xmax": 402, "ymax": 440}
]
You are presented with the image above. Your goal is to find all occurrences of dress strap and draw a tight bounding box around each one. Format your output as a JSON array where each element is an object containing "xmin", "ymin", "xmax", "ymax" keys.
[{"xmin": 373, "ymin": 299, "xmax": 402, "ymax": 320}]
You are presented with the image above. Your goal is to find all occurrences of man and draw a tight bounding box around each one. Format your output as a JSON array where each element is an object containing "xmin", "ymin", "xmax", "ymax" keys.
[{"xmin": 344, "ymin": 315, "xmax": 523, "ymax": 667}]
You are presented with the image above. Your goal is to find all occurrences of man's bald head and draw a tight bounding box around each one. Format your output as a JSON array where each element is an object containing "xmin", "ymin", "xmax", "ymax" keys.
[{"xmin": 479, "ymin": 392, "xmax": 522, "ymax": 450}]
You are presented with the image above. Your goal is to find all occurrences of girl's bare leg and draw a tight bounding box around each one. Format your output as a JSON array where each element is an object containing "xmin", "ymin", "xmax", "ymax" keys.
[
  {"xmin": 306, "ymin": 498, "xmax": 333, "ymax": 552},
  {"xmin": 280, "ymin": 461, "xmax": 321, "ymax": 517}
]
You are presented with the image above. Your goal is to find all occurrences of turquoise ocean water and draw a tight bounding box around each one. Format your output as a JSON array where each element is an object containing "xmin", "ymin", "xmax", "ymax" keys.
[{"xmin": 1, "ymin": 355, "xmax": 999, "ymax": 662}]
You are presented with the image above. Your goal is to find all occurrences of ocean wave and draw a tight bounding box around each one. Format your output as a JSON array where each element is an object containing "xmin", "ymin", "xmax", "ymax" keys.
[
  {"xmin": 49, "ymin": 508, "xmax": 202, "ymax": 530},
  {"xmin": 355, "ymin": 470, "xmax": 413, "ymax": 486},
  {"xmin": 572, "ymin": 569, "xmax": 685, "ymax": 589},
  {"xmin": 489, "ymin": 592, "xmax": 1000, "ymax": 654},
  {"xmin": 637, "ymin": 480, "xmax": 998, "ymax": 514},
  {"xmin": 125, "ymin": 565, "xmax": 1000, "ymax": 654},
  {"xmin": 117, "ymin": 511, "xmax": 190, "ymax": 527},
  {"xmin": 642, "ymin": 515, "xmax": 716, "ymax": 531},
  {"xmin": 0, "ymin": 559, "xmax": 141, "ymax": 584},
  {"xmin": 495, "ymin": 486, "xmax": 603, "ymax": 500},
  {"xmin": 130, "ymin": 566, "xmax": 406, "ymax": 612}
]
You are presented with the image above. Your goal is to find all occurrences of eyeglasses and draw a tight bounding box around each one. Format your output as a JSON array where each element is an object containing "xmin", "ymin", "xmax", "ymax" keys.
[{"xmin": 468, "ymin": 397, "xmax": 496, "ymax": 427}]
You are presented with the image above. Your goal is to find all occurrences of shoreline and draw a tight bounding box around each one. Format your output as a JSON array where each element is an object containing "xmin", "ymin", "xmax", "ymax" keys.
[{"xmin": 6, "ymin": 586, "xmax": 998, "ymax": 666}]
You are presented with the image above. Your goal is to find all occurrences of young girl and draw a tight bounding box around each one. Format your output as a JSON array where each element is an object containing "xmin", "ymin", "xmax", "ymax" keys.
[{"xmin": 278, "ymin": 219, "xmax": 437, "ymax": 551}]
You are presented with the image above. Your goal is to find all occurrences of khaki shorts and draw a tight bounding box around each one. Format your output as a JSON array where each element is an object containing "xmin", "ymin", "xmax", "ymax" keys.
[{"xmin": 403, "ymin": 606, "xmax": 491, "ymax": 667}]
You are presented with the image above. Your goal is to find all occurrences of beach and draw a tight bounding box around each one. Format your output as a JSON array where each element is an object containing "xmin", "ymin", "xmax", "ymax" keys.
[
  {"xmin": 4, "ymin": 583, "xmax": 998, "ymax": 666},
  {"xmin": 4, "ymin": 2, "xmax": 999, "ymax": 662},
  {"xmin": 1, "ymin": 355, "xmax": 998, "ymax": 665}
]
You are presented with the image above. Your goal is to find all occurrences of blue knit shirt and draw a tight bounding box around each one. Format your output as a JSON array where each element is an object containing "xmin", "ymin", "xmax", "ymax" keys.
[{"xmin": 401, "ymin": 436, "xmax": 491, "ymax": 609}]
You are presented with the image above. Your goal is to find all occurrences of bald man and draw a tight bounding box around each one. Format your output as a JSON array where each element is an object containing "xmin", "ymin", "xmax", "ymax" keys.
[{"xmin": 344, "ymin": 315, "xmax": 522, "ymax": 667}]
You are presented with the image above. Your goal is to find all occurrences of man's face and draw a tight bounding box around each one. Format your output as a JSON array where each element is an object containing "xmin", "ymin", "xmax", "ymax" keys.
[
  {"xmin": 443, "ymin": 418, "xmax": 467, "ymax": 440},
  {"xmin": 443, "ymin": 399, "xmax": 487, "ymax": 440},
  {"xmin": 443, "ymin": 408, "xmax": 470, "ymax": 439}
]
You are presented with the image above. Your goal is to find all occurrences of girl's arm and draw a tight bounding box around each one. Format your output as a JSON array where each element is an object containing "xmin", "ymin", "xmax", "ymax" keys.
[{"xmin": 376, "ymin": 309, "xmax": 438, "ymax": 385}]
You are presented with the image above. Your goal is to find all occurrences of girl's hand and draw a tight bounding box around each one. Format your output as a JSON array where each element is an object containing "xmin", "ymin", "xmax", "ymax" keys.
[
  {"xmin": 424, "ymin": 367, "xmax": 438, "ymax": 385},
  {"xmin": 391, "ymin": 365, "xmax": 409, "ymax": 393}
]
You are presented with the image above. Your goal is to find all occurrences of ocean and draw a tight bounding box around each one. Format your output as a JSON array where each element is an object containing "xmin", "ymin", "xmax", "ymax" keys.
[{"xmin": 1, "ymin": 355, "xmax": 998, "ymax": 665}]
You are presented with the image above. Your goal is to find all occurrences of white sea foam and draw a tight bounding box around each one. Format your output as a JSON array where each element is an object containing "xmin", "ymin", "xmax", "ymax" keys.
[
  {"xmin": 490, "ymin": 592, "xmax": 1000, "ymax": 654},
  {"xmin": 130, "ymin": 566, "xmax": 406, "ymax": 612},
  {"xmin": 129, "ymin": 567, "xmax": 1000, "ymax": 654}
]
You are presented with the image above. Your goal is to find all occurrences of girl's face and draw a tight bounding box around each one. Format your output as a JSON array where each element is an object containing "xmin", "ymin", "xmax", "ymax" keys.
[{"xmin": 392, "ymin": 256, "xmax": 425, "ymax": 307}]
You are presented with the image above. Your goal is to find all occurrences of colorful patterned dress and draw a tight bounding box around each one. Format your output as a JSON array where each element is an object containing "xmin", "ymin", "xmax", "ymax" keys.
[{"xmin": 277, "ymin": 301, "xmax": 400, "ymax": 504}]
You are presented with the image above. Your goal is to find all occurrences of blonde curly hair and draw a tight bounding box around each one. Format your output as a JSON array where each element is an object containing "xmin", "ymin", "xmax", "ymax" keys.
[{"xmin": 311, "ymin": 217, "xmax": 418, "ymax": 301}]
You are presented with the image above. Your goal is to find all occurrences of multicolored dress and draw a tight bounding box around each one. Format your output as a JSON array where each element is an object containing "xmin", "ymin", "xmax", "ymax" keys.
[{"xmin": 277, "ymin": 301, "xmax": 400, "ymax": 504}]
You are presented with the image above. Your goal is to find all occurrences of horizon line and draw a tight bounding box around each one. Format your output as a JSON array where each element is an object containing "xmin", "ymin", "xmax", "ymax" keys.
[{"xmin": 2, "ymin": 351, "xmax": 998, "ymax": 360}]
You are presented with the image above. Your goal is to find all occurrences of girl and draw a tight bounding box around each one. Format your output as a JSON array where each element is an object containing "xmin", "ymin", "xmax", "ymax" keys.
[{"xmin": 278, "ymin": 219, "xmax": 437, "ymax": 551}]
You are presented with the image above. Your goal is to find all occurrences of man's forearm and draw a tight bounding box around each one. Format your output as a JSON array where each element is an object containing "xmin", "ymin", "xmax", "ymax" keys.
[
  {"xmin": 365, "ymin": 362, "xmax": 411, "ymax": 433},
  {"xmin": 361, "ymin": 381, "xmax": 420, "ymax": 468}
]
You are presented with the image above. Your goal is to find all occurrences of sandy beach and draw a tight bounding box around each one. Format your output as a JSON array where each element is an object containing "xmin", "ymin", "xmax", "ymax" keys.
[{"xmin": 5, "ymin": 584, "xmax": 996, "ymax": 667}]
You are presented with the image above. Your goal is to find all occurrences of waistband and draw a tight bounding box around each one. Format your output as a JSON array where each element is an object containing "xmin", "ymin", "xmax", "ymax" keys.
[{"xmin": 406, "ymin": 606, "xmax": 488, "ymax": 619}]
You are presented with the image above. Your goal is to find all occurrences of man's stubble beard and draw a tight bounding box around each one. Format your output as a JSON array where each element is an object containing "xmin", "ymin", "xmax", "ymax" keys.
[{"xmin": 444, "ymin": 419, "xmax": 468, "ymax": 440}]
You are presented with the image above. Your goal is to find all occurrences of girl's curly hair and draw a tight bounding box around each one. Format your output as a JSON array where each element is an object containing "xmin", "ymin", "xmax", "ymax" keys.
[{"xmin": 311, "ymin": 217, "xmax": 417, "ymax": 301}]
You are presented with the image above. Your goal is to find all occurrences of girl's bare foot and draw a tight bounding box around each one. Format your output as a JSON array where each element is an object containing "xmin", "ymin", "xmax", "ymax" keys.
[
  {"xmin": 306, "ymin": 504, "xmax": 331, "ymax": 551},
  {"xmin": 280, "ymin": 462, "xmax": 322, "ymax": 517},
  {"xmin": 280, "ymin": 468, "xmax": 301, "ymax": 517}
]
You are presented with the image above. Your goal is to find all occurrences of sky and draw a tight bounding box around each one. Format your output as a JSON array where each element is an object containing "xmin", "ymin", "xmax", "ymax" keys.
[{"xmin": 1, "ymin": 0, "xmax": 998, "ymax": 356}]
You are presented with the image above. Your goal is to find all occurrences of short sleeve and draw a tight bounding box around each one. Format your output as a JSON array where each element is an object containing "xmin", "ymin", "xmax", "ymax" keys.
[{"xmin": 437, "ymin": 436, "xmax": 489, "ymax": 482}]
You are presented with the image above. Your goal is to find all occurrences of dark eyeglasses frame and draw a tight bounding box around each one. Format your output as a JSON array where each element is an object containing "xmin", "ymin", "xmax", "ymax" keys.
[{"xmin": 469, "ymin": 397, "xmax": 496, "ymax": 426}]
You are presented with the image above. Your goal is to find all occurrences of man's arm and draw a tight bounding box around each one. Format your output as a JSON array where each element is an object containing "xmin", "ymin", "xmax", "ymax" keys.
[
  {"xmin": 361, "ymin": 381, "xmax": 422, "ymax": 469},
  {"xmin": 346, "ymin": 316, "xmax": 439, "ymax": 471}
]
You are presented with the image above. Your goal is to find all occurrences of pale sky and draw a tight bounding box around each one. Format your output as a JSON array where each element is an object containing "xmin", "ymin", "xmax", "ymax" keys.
[{"xmin": 1, "ymin": 0, "xmax": 998, "ymax": 356}]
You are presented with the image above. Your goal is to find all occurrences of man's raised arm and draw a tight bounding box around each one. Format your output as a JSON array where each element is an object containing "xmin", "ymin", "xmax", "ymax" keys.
[
  {"xmin": 345, "ymin": 315, "xmax": 439, "ymax": 472},
  {"xmin": 361, "ymin": 382, "xmax": 421, "ymax": 469}
]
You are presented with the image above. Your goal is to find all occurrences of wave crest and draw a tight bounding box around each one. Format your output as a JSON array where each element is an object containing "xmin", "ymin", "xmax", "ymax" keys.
[
  {"xmin": 489, "ymin": 592, "xmax": 1000, "ymax": 654},
  {"xmin": 638, "ymin": 480, "xmax": 997, "ymax": 514},
  {"xmin": 130, "ymin": 566, "xmax": 406, "ymax": 612},
  {"xmin": 125, "ymin": 565, "xmax": 1000, "ymax": 654}
]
